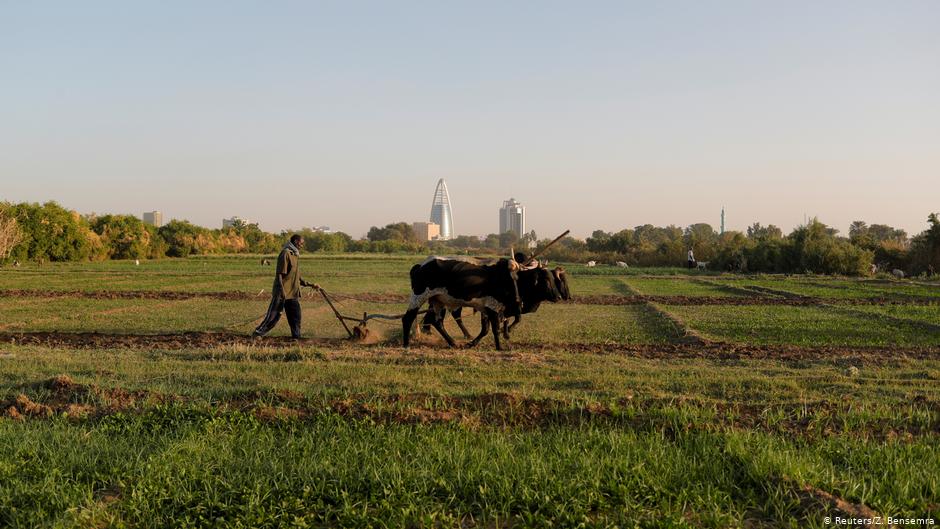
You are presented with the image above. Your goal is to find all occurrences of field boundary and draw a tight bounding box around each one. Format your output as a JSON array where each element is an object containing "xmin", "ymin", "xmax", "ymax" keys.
[
  {"xmin": 5, "ymin": 376, "xmax": 938, "ymax": 440},
  {"xmin": 4, "ymin": 289, "xmax": 939, "ymax": 306},
  {"xmin": 5, "ymin": 331, "xmax": 940, "ymax": 361}
]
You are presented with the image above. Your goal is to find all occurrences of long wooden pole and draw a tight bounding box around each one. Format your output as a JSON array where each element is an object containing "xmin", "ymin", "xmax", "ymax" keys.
[
  {"xmin": 316, "ymin": 287, "xmax": 354, "ymax": 338},
  {"xmin": 524, "ymin": 229, "xmax": 570, "ymax": 265}
]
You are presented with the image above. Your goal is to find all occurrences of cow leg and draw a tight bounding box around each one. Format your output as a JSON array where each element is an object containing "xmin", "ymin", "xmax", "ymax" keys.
[
  {"xmin": 402, "ymin": 308, "xmax": 419, "ymax": 347},
  {"xmin": 429, "ymin": 316, "xmax": 457, "ymax": 347},
  {"xmin": 507, "ymin": 315, "xmax": 521, "ymax": 333},
  {"xmin": 487, "ymin": 309, "xmax": 504, "ymax": 350},
  {"xmin": 420, "ymin": 310, "xmax": 435, "ymax": 334},
  {"xmin": 451, "ymin": 308, "xmax": 472, "ymax": 339},
  {"xmin": 466, "ymin": 312, "xmax": 490, "ymax": 347}
]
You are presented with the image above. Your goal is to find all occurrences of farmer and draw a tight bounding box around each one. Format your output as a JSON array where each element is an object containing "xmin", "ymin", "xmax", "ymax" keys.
[
  {"xmin": 687, "ymin": 248, "xmax": 696, "ymax": 270},
  {"xmin": 253, "ymin": 234, "xmax": 319, "ymax": 339}
]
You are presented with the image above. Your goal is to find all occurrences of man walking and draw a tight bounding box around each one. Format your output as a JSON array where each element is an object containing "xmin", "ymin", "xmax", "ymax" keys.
[{"xmin": 253, "ymin": 234, "xmax": 318, "ymax": 339}]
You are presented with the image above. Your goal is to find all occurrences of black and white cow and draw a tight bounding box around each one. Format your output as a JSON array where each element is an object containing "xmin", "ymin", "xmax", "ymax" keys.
[{"xmin": 402, "ymin": 257, "xmax": 521, "ymax": 350}]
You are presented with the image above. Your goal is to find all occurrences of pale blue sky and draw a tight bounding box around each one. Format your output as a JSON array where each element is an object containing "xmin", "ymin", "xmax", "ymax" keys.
[{"xmin": 2, "ymin": 1, "xmax": 938, "ymax": 238}]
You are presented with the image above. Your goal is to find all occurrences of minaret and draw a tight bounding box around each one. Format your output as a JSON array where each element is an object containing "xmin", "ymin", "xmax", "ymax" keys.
[
  {"xmin": 720, "ymin": 207, "xmax": 725, "ymax": 235},
  {"xmin": 429, "ymin": 179, "xmax": 454, "ymax": 240}
]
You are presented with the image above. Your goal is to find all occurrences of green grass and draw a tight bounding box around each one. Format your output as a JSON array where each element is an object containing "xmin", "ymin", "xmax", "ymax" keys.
[
  {"xmin": 2, "ymin": 411, "xmax": 936, "ymax": 528},
  {"xmin": 503, "ymin": 304, "xmax": 682, "ymax": 344},
  {"xmin": 846, "ymin": 305, "xmax": 940, "ymax": 327},
  {"xmin": 663, "ymin": 305, "xmax": 940, "ymax": 346},
  {"xmin": 624, "ymin": 277, "xmax": 748, "ymax": 297},
  {"xmin": 1, "ymin": 257, "xmax": 939, "ymax": 526}
]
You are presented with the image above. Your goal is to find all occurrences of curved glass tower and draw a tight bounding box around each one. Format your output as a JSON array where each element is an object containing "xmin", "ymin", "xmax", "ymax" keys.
[{"xmin": 429, "ymin": 179, "xmax": 454, "ymax": 240}]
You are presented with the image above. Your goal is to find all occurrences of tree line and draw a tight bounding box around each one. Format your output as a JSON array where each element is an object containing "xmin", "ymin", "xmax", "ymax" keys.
[
  {"xmin": 1, "ymin": 201, "xmax": 938, "ymax": 277},
  {"xmin": 567, "ymin": 217, "xmax": 939, "ymax": 276}
]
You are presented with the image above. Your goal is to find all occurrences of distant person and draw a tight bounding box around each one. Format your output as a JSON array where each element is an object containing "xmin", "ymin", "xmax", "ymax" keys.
[
  {"xmin": 252, "ymin": 234, "xmax": 319, "ymax": 339},
  {"xmin": 687, "ymin": 249, "xmax": 696, "ymax": 270}
]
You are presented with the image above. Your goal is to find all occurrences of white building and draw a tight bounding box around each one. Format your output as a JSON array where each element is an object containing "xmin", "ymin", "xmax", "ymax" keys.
[
  {"xmin": 142, "ymin": 211, "xmax": 163, "ymax": 227},
  {"xmin": 429, "ymin": 179, "xmax": 454, "ymax": 240},
  {"xmin": 499, "ymin": 198, "xmax": 525, "ymax": 236},
  {"xmin": 222, "ymin": 216, "xmax": 252, "ymax": 229}
]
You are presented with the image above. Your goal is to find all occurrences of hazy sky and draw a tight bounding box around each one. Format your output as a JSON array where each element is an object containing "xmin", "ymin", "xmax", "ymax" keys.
[{"xmin": 2, "ymin": 1, "xmax": 938, "ymax": 239}]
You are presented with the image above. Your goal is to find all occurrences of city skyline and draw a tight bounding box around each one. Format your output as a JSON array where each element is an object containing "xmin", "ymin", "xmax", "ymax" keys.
[{"xmin": 2, "ymin": 2, "xmax": 938, "ymax": 238}]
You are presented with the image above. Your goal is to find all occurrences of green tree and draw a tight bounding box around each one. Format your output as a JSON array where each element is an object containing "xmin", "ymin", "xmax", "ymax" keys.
[
  {"xmin": 586, "ymin": 230, "xmax": 611, "ymax": 253},
  {"xmin": 159, "ymin": 220, "xmax": 218, "ymax": 257},
  {"xmin": 684, "ymin": 223, "xmax": 719, "ymax": 262},
  {"xmin": 909, "ymin": 213, "xmax": 940, "ymax": 275},
  {"xmin": 499, "ymin": 230, "xmax": 519, "ymax": 250},
  {"xmin": 91, "ymin": 214, "xmax": 153, "ymax": 259},
  {"xmin": 786, "ymin": 219, "xmax": 872, "ymax": 275},
  {"xmin": 229, "ymin": 221, "xmax": 279, "ymax": 253},
  {"xmin": 0, "ymin": 204, "xmax": 23, "ymax": 260},
  {"xmin": 6, "ymin": 201, "xmax": 101, "ymax": 261},
  {"xmin": 367, "ymin": 222, "xmax": 418, "ymax": 243},
  {"xmin": 747, "ymin": 223, "xmax": 782, "ymax": 241}
]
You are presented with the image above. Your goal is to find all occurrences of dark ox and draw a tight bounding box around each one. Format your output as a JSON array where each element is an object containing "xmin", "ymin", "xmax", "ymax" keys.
[
  {"xmin": 402, "ymin": 258, "xmax": 521, "ymax": 350},
  {"xmin": 449, "ymin": 266, "xmax": 571, "ymax": 346}
]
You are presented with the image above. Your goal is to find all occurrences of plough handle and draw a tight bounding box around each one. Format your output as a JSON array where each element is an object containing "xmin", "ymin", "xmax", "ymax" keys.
[
  {"xmin": 316, "ymin": 287, "xmax": 354, "ymax": 338},
  {"xmin": 524, "ymin": 229, "xmax": 570, "ymax": 266}
]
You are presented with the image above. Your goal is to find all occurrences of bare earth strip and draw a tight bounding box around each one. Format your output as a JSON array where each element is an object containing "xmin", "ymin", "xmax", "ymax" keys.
[
  {"xmin": 4, "ymin": 289, "xmax": 939, "ymax": 306},
  {"xmin": 4, "ymin": 376, "xmax": 937, "ymax": 444},
  {"xmin": 3, "ymin": 331, "xmax": 940, "ymax": 361}
]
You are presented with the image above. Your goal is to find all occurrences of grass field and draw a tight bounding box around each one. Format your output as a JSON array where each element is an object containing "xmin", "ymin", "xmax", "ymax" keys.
[{"xmin": 1, "ymin": 256, "xmax": 938, "ymax": 528}]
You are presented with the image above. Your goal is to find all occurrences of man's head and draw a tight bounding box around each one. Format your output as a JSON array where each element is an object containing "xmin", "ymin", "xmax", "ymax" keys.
[{"xmin": 290, "ymin": 234, "xmax": 304, "ymax": 250}]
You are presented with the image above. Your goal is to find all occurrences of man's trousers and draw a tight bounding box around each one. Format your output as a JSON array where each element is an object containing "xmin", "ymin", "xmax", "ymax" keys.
[{"xmin": 253, "ymin": 296, "xmax": 302, "ymax": 338}]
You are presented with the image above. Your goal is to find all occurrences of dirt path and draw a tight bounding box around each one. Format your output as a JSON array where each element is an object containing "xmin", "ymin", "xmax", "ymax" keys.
[
  {"xmin": 0, "ymin": 289, "xmax": 408, "ymax": 303},
  {"xmin": 4, "ymin": 376, "xmax": 937, "ymax": 442},
  {"xmin": 3, "ymin": 330, "xmax": 940, "ymax": 361},
  {"xmin": 5, "ymin": 289, "xmax": 938, "ymax": 307}
]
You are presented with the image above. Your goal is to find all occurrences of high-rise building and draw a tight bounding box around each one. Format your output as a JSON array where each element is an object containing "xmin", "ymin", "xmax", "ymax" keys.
[
  {"xmin": 499, "ymin": 198, "xmax": 525, "ymax": 236},
  {"xmin": 412, "ymin": 222, "xmax": 440, "ymax": 242},
  {"xmin": 222, "ymin": 216, "xmax": 252, "ymax": 228},
  {"xmin": 142, "ymin": 211, "xmax": 163, "ymax": 227},
  {"xmin": 429, "ymin": 179, "xmax": 454, "ymax": 240}
]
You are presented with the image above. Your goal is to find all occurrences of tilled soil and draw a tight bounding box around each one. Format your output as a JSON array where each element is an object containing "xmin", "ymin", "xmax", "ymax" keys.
[
  {"xmin": 3, "ymin": 330, "xmax": 940, "ymax": 361},
  {"xmin": 2, "ymin": 375, "xmax": 174, "ymax": 420},
  {"xmin": 3, "ymin": 288, "xmax": 938, "ymax": 306},
  {"xmin": 0, "ymin": 289, "xmax": 408, "ymax": 303},
  {"xmin": 4, "ymin": 377, "xmax": 937, "ymax": 442}
]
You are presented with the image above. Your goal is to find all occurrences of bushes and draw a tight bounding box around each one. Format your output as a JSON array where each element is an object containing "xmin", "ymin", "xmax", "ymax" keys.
[
  {"xmin": 91, "ymin": 215, "xmax": 155, "ymax": 260},
  {"xmin": 578, "ymin": 219, "xmax": 875, "ymax": 275},
  {"xmin": 908, "ymin": 213, "xmax": 940, "ymax": 276},
  {"xmin": 0, "ymin": 205, "xmax": 22, "ymax": 260},
  {"xmin": 158, "ymin": 220, "xmax": 216, "ymax": 257},
  {"xmin": 783, "ymin": 220, "xmax": 873, "ymax": 275},
  {"xmin": 4, "ymin": 202, "xmax": 102, "ymax": 262}
]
